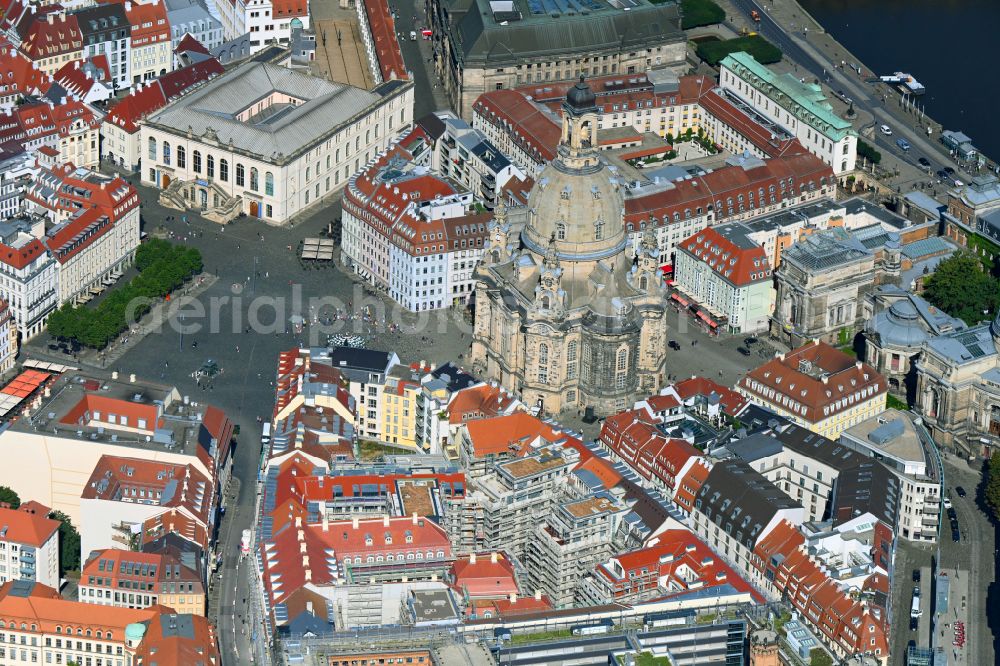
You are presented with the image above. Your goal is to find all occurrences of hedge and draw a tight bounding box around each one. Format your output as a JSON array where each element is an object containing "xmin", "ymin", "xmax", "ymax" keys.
[
  {"xmin": 696, "ymin": 37, "xmax": 782, "ymax": 66},
  {"xmin": 680, "ymin": 0, "xmax": 724, "ymax": 29}
]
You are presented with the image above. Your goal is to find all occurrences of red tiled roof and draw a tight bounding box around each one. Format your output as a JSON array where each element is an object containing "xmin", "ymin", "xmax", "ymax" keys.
[
  {"xmin": 123, "ymin": 0, "xmax": 170, "ymax": 48},
  {"xmin": 450, "ymin": 553, "xmax": 518, "ymax": 598},
  {"xmin": 0, "ymin": 46, "xmax": 51, "ymax": 98},
  {"xmin": 673, "ymin": 376, "xmax": 748, "ymax": 417},
  {"xmin": 17, "ymin": 10, "xmax": 83, "ymax": 61},
  {"xmin": 104, "ymin": 59, "xmax": 223, "ymax": 133},
  {"xmin": 133, "ymin": 612, "xmax": 219, "ymax": 665},
  {"xmin": 446, "ymin": 384, "xmax": 520, "ymax": 425},
  {"xmin": 599, "ymin": 407, "xmax": 700, "ymax": 491},
  {"xmin": 362, "ymin": 0, "xmax": 406, "ymax": 81},
  {"xmin": 740, "ymin": 341, "xmax": 886, "ymax": 423},
  {"xmin": 699, "ymin": 89, "xmax": 799, "ymax": 158},
  {"xmin": 473, "ymin": 89, "xmax": 560, "ymax": 164},
  {"xmin": 0, "ymin": 580, "xmax": 162, "ymax": 635},
  {"xmin": 174, "ymin": 32, "xmax": 209, "ymax": 56},
  {"xmin": 0, "ymin": 506, "xmax": 59, "ymax": 548},
  {"xmin": 273, "ymin": 0, "xmax": 307, "ymax": 18},
  {"xmin": 679, "ymin": 225, "xmax": 770, "ymax": 287},
  {"xmin": 463, "ymin": 412, "xmax": 569, "ymax": 458},
  {"xmin": 595, "ymin": 529, "xmax": 762, "ymax": 604}
]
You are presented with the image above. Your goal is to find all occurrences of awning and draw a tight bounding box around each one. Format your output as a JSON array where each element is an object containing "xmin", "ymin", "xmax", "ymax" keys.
[
  {"xmin": 671, "ymin": 293, "xmax": 689, "ymax": 307},
  {"xmin": 659, "ymin": 264, "xmax": 673, "ymax": 274}
]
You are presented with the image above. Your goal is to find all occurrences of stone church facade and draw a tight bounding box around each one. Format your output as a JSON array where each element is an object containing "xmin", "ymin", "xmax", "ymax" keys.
[{"xmin": 470, "ymin": 78, "xmax": 669, "ymax": 417}]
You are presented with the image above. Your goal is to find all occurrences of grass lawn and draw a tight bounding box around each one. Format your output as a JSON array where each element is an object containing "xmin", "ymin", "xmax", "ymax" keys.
[
  {"xmin": 696, "ymin": 35, "xmax": 782, "ymax": 66},
  {"xmin": 617, "ymin": 653, "xmax": 672, "ymax": 666},
  {"xmin": 358, "ymin": 440, "xmax": 413, "ymax": 460},
  {"xmin": 511, "ymin": 629, "xmax": 573, "ymax": 644},
  {"xmin": 886, "ymin": 393, "xmax": 909, "ymax": 411}
]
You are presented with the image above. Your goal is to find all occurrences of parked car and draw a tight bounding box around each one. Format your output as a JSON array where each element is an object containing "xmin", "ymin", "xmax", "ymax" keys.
[
  {"xmin": 738, "ymin": 347, "xmax": 751, "ymax": 356},
  {"xmin": 910, "ymin": 617, "xmax": 919, "ymax": 631},
  {"xmin": 912, "ymin": 569, "xmax": 921, "ymax": 583},
  {"xmin": 744, "ymin": 337, "xmax": 758, "ymax": 345},
  {"xmin": 897, "ymin": 138, "xmax": 911, "ymax": 151},
  {"xmin": 879, "ymin": 124, "xmax": 893, "ymax": 136},
  {"xmin": 952, "ymin": 528, "xmax": 961, "ymax": 542},
  {"xmin": 668, "ymin": 340, "xmax": 681, "ymax": 350},
  {"xmin": 918, "ymin": 157, "xmax": 931, "ymax": 167},
  {"xmin": 944, "ymin": 166, "xmax": 956, "ymax": 175},
  {"xmin": 937, "ymin": 169, "xmax": 951, "ymax": 180},
  {"xmin": 956, "ymin": 486, "xmax": 967, "ymax": 497},
  {"xmin": 943, "ymin": 497, "xmax": 953, "ymax": 509}
]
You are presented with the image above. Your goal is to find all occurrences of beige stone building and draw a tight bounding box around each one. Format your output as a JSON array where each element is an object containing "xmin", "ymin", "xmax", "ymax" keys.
[
  {"xmin": 470, "ymin": 79, "xmax": 669, "ymax": 416},
  {"xmin": 428, "ymin": 0, "xmax": 686, "ymax": 118},
  {"xmin": 915, "ymin": 313, "xmax": 1000, "ymax": 457}
]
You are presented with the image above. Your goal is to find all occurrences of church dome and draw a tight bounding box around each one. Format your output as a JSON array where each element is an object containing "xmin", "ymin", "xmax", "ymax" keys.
[
  {"xmin": 522, "ymin": 160, "xmax": 626, "ymax": 261},
  {"xmin": 565, "ymin": 77, "xmax": 597, "ymax": 113}
]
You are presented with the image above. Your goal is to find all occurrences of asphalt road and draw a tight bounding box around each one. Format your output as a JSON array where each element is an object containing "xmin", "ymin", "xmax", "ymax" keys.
[{"xmin": 727, "ymin": 0, "xmax": 964, "ymax": 183}]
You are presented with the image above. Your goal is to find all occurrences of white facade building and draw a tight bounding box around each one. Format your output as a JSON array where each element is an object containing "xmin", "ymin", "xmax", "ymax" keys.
[
  {"xmin": 0, "ymin": 217, "xmax": 58, "ymax": 340},
  {"xmin": 141, "ymin": 61, "xmax": 413, "ymax": 224},
  {"xmin": 0, "ymin": 505, "xmax": 61, "ymax": 590},
  {"xmin": 719, "ymin": 52, "xmax": 857, "ymax": 175},
  {"xmin": 210, "ymin": 0, "xmax": 309, "ymax": 53}
]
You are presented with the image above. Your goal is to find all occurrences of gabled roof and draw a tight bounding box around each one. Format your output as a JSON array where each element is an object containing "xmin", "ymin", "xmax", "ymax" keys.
[
  {"xmin": 0, "ymin": 46, "xmax": 51, "ymax": 99},
  {"xmin": 679, "ymin": 224, "xmax": 771, "ymax": 287},
  {"xmin": 450, "ymin": 553, "xmax": 517, "ymax": 598},
  {"xmin": 446, "ymin": 383, "xmax": 520, "ymax": 424},
  {"xmin": 673, "ymin": 376, "xmax": 748, "ymax": 416},
  {"xmin": 462, "ymin": 411, "xmax": 568, "ymax": 457},
  {"xmin": 0, "ymin": 505, "xmax": 60, "ymax": 548},
  {"xmin": 104, "ymin": 58, "xmax": 224, "ymax": 133}
]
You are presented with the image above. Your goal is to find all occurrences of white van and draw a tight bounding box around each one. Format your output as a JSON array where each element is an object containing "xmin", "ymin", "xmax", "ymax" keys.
[{"xmin": 261, "ymin": 422, "xmax": 271, "ymax": 448}]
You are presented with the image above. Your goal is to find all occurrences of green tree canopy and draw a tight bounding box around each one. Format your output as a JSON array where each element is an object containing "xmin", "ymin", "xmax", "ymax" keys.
[
  {"xmin": 986, "ymin": 452, "xmax": 1000, "ymax": 522},
  {"xmin": 48, "ymin": 510, "xmax": 82, "ymax": 573},
  {"xmin": 923, "ymin": 252, "xmax": 1000, "ymax": 326},
  {"xmin": 0, "ymin": 486, "xmax": 20, "ymax": 509},
  {"xmin": 809, "ymin": 648, "xmax": 834, "ymax": 666}
]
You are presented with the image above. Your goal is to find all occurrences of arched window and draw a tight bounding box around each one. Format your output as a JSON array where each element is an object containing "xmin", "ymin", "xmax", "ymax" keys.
[
  {"xmin": 615, "ymin": 348, "xmax": 628, "ymax": 390},
  {"xmin": 236, "ymin": 163, "xmax": 245, "ymax": 187},
  {"xmin": 148, "ymin": 137, "xmax": 156, "ymax": 161},
  {"xmin": 265, "ymin": 171, "xmax": 274, "ymax": 196},
  {"xmin": 219, "ymin": 159, "xmax": 229, "ymax": 182},
  {"xmin": 566, "ymin": 340, "xmax": 578, "ymax": 379},
  {"xmin": 556, "ymin": 222, "xmax": 566, "ymax": 240},
  {"xmin": 162, "ymin": 141, "xmax": 170, "ymax": 165},
  {"xmin": 192, "ymin": 150, "xmax": 202, "ymax": 173},
  {"xmin": 538, "ymin": 343, "xmax": 549, "ymax": 384},
  {"xmin": 250, "ymin": 167, "xmax": 259, "ymax": 191},
  {"xmin": 539, "ymin": 343, "xmax": 549, "ymax": 365},
  {"xmin": 177, "ymin": 146, "xmax": 186, "ymax": 168},
  {"xmin": 206, "ymin": 154, "xmax": 214, "ymax": 179}
]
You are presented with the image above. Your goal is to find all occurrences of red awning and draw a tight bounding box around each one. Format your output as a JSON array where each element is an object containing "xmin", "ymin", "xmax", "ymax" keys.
[
  {"xmin": 659, "ymin": 264, "xmax": 673, "ymax": 274},
  {"xmin": 422, "ymin": 29, "xmax": 433, "ymax": 36},
  {"xmin": 671, "ymin": 293, "xmax": 689, "ymax": 307}
]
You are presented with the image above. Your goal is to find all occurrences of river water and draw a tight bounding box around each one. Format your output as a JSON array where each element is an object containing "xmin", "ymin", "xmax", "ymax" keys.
[{"xmin": 799, "ymin": 0, "xmax": 1000, "ymax": 161}]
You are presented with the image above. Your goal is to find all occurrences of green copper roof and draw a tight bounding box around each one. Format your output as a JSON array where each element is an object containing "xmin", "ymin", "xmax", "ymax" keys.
[{"xmin": 721, "ymin": 51, "xmax": 855, "ymax": 141}]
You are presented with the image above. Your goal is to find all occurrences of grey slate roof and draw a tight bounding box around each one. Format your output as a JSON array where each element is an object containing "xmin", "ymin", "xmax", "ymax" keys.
[
  {"xmin": 866, "ymin": 287, "xmax": 966, "ymax": 349},
  {"xmin": 448, "ymin": 0, "xmax": 682, "ymax": 67},
  {"xmin": 145, "ymin": 61, "xmax": 386, "ymax": 163},
  {"xmin": 831, "ymin": 460, "xmax": 899, "ymax": 528},
  {"xmin": 695, "ymin": 459, "xmax": 800, "ymax": 550},
  {"xmin": 924, "ymin": 323, "xmax": 997, "ymax": 365}
]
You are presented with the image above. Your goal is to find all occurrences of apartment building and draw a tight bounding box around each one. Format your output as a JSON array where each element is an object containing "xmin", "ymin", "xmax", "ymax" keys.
[
  {"xmin": 76, "ymin": 3, "xmax": 132, "ymax": 89},
  {"xmin": 0, "ymin": 216, "xmax": 59, "ymax": 339},
  {"xmin": 14, "ymin": 9, "xmax": 85, "ymax": 76},
  {"xmin": 0, "ymin": 99, "xmax": 102, "ymax": 168},
  {"xmin": 673, "ymin": 223, "xmax": 775, "ymax": 334},
  {"xmin": 0, "ymin": 373, "xmax": 233, "ymax": 525},
  {"xmin": 124, "ymin": 0, "xmax": 172, "ymax": 84},
  {"xmin": 209, "ymin": 0, "xmax": 309, "ymax": 53},
  {"xmin": 689, "ymin": 458, "xmax": 804, "ymax": 598},
  {"xmin": 524, "ymin": 494, "xmax": 627, "ymax": 607},
  {"xmin": 356, "ymin": 0, "xmax": 407, "ymax": 84},
  {"xmin": 0, "ymin": 579, "xmax": 219, "ymax": 666},
  {"xmin": 738, "ymin": 341, "xmax": 888, "ymax": 440},
  {"xmin": 25, "ymin": 164, "xmax": 141, "ymax": 306},
  {"xmin": 719, "ymin": 52, "xmax": 857, "ymax": 175},
  {"xmin": 0, "ymin": 505, "xmax": 60, "ymax": 589},
  {"xmin": 79, "ymin": 548, "xmax": 205, "ymax": 615},
  {"xmin": 79, "ymin": 455, "xmax": 215, "ymax": 560},
  {"xmin": 840, "ymin": 410, "xmax": 941, "ymax": 542},
  {"xmin": 455, "ymin": 411, "xmax": 576, "ymax": 478},
  {"xmin": 319, "ymin": 346, "xmax": 399, "ymax": 443}
]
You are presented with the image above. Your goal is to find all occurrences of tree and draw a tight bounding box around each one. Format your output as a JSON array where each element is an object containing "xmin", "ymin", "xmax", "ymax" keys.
[
  {"xmin": 678, "ymin": 0, "xmax": 725, "ymax": 29},
  {"xmin": 809, "ymin": 648, "xmax": 834, "ymax": 666},
  {"xmin": 47, "ymin": 510, "xmax": 81, "ymax": 573},
  {"xmin": 0, "ymin": 486, "xmax": 20, "ymax": 509},
  {"xmin": 857, "ymin": 139, "xmax": 882, "ymax": 165},
  {"xmin": 986, "ymin": 452, "xmax": 1000, "ymax": 523},
  {"xmin": 923, "ymin": 252, "xmax": 1000, "ymax": 326}
]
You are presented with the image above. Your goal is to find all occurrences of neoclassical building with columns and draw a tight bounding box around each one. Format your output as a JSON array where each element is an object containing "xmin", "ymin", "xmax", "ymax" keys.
[
  {"xmin": 470, "ymin": 78, "xmax": 669, "ymax": 417},
  {"xmin": 139, "ymin": 60, "xmax": 413, "ymax": 224},
  {"xmin": 915, "ymin": 312, "xmax": 1000, "ymax": 458}
]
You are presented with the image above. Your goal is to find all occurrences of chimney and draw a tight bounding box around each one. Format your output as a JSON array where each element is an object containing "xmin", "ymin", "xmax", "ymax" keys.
[
  {"xmin": 534, "ymin": 589, "xmax": 542, "ymax": 601},
  {"xmin": 126, "ymin": 1, "xmax": 132, "ymax": 10},
  {"xmin": 490, "ymin": 552, "xmax": 497, "ymax": 564},
  {"xmin": 382, "ymin": 515, "xmax": 390, "ymax": 527},
  {"xmin": 321, "ymin": 513, "xmax": 328, "ymax": 532},
  {"xmin": 294, "ymin": 516, "xmax": 301, "ymax": 527},
  {"xmin": 306, "ymin": 600, "xmax": 313, "ymax": 614},
  {"xmin": 351, "ymin": 516, "xmax": 359, "ymax": 529},
  {"xmin": 822, "ymin": 375, "xmax": 829, "ymax": 384},
  {"xmin": 411, "ymin": 512, "xmax": 418, "ymax": 525},
  {"xmin": 469, "ymin": 552, "xmax": 477, "ymax": 564},
  {"xmin": 508, "ymin": 593, "xmax": 517, "ymax": 603},
  {"xmin": 47, "ymin": 12, "xmax": 54, "ymax": 24},
  {"xmin": 855, "ymin": 360, "xmax": 863, "ymax": 370}
]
